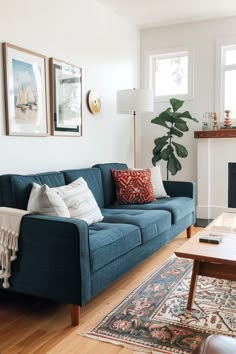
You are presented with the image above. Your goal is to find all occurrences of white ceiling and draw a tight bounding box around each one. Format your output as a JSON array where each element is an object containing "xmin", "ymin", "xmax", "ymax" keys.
[{"xmin": 97, "ymin": 0, "xmax": 236, "ymax": 28}]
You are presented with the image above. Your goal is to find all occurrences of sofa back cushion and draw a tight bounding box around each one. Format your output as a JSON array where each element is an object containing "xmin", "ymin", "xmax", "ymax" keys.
[
  {"xmin": 93, "ymin": 163, "xmax": 128, "ymax": 207},
  {"xmin": 62, "ymin": 168, "xmax": 104, "ymax": 208},
  {"xmin": 0, "ymin": 172, "xmax": 65, "ymax": 210}
]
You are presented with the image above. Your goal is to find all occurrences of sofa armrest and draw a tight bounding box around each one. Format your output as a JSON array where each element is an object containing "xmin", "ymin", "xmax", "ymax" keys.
[
  {"xmin": 163, "ymin": 181, "xmax": 196, "ymax": 199},
  {"xmin": 10, "ymin": 214, "xmax": 91, "ymax": 306}
]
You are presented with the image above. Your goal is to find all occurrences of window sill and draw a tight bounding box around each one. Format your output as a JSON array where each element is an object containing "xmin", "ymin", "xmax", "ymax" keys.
[{"xmin": 154, "ymin": 94, "xmax": 193, "ymax": 103}]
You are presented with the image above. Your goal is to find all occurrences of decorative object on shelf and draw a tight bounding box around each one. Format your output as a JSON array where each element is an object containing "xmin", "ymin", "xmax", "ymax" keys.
[
  {"xmin": 202, "ymin": 112, "xmax": 214, "ymax": 130},
  {"xmin": 213, "ymin": 112, "xmax": 218, "ymax": 130},
  {"xmin": 87, "ymin": 90, "xmax": 101, "ymax": 115},
  {"xmin": 49, "ymin": 58, "xmax": 82, "ymax": 136},
  {"xmin": 117, "ymin": 88, "xmax": 153, "ymax": 168},
  {"xmin": 202, "ymin": 112, "xmax": 209, "ymax": 131},
  {"xmin": 2, "ymin": 43, "xmax": 48, "ymax": 136},
  {"xmin": 151, "ymin": 98, "xmax": 198, "ymax": 179},
  {"xmin": 224, "ymin": 110, "xmax": 231, "ymax": 128}
]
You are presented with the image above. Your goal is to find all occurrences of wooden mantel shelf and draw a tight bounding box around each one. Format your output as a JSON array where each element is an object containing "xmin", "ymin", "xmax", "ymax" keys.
[{"xmin": 194, "ymin": 129, "xmax": 236, "ymax": 139}]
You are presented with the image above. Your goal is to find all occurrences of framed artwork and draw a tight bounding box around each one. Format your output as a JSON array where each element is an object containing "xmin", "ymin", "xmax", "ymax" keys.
[
  {"xmin": 2, "ymin": 43, "xmax": 48, "ymax": 136},
  {"xmin": 49, "ymin": 58, "xmax": 82, "ymax": 136}
]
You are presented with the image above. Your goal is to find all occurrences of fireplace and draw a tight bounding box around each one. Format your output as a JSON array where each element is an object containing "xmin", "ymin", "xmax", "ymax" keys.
[
  {"xmin": 228, "ymin": 163, "xmax": 236, "ymax": 207},
  {"xmin": 195, "ymin": 136, "xmax": 236, "ymax": 219}
]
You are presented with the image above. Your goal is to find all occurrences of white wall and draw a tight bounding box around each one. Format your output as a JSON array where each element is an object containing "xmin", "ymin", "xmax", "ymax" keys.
[
  {"xmin": 0, "ymin": 0, "xmax": 139, "ymax": 174},
  {"xmin": 140, "ymin": 17, "xmax": 236, "ymax": 182}
]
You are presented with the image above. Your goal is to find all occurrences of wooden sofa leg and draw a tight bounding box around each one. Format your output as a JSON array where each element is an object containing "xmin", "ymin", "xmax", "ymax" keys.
[
  {"xmin": 187, "ymin": 225, "xmax": 192, "ymax": 238},
  {"xmin": 70, "ymin": 305, "xmax": 80, "ymax": 326}
]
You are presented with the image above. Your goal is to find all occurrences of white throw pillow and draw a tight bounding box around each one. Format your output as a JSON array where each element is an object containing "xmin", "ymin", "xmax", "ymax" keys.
[
  {"xmin": 150, "ymin": 165, "xmax": 168, "ymax": 198},
  {"xmin": 27, "ymin": 183, "xmax": 70, "ymax": 217},
  {"xmin": 52, "ymin": 177, "xmax": 104, "ymax": 225}
]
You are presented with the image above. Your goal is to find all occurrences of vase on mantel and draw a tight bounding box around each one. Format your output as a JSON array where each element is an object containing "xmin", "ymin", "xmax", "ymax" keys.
[{"xmin": 224, "ymin": 110, "xmax": 231, "ymax": 128}]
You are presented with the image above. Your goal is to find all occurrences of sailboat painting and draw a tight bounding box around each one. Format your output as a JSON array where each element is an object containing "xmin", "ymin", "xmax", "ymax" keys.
[
  {"xmin": 13, "ymin": 59, "xmax": 38, "ymax": 117},
  {"xmin": 3, "ymin": 43, "xmax": 48, "ymax": 136}
]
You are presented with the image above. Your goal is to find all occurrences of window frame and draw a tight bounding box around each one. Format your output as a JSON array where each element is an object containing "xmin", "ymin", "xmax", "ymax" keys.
[
  {"xmin": 145, "ymin": 47, "xmax": 194, "ymax": 102},
  {"xmin": 216, "ymin": 40, "xmax": 236, "ymax": 120}
]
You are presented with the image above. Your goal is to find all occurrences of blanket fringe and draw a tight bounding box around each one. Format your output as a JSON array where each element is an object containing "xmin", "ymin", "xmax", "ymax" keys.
[{"xmin": 0, "ymin": 227, "xmax": 19, "ymax": 288}]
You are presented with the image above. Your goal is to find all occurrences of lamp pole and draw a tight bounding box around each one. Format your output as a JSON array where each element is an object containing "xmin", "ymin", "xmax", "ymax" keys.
[
  {"xmin": 133, "ymin": 111, "xmax": 136, "ymax": 168},
  {"xmin": 117, "ymin": 88, "xmax": 153, "ymax": 169}
]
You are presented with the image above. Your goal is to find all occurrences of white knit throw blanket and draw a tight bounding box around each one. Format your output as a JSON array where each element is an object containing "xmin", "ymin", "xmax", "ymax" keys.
[{"xmin": 0, "ymin": 207, "xmax": 31, "ymax": 288}]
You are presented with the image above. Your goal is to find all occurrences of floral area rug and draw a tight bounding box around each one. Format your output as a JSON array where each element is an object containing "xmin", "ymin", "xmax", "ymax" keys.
[{"xmin": 81, "ymin": 256, "xmax": 236, "ymax": 353}]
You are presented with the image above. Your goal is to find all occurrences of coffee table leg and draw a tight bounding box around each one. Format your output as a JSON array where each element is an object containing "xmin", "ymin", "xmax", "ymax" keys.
[{"xmin": 187, "ymin": 260, "xmax": 200, "ymax": 310}]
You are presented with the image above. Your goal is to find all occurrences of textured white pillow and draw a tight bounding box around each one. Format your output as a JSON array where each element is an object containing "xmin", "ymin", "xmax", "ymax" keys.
[
  {"xmin": 150, "ymin": 165, "xmax": 168, "ymax": 198},
  {"xmin": 27, "ymin": 183, "xmax": 70, "ymax": 217},
  {"xmin": 53, "ymin": 177, "xmax": 103, "ymax": 225}
]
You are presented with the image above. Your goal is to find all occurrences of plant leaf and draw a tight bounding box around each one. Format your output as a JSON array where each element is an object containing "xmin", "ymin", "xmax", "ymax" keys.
[
  {"xmin": 153, "ymin": 142, "xmax": 168, "ymax": 154},
  {"xmin": 151, "ymin": 108, "xmax": 173, "ymax": 127},
  {"xmin": 160, "ymin": 145, "xmax": 174, "ymax": 161},
  {"xmin": 170, "ymin": 98, "xmax": 184, "ymax": 112},
  {"xmin": 170, "ymin": 127, "xmax": 183, "ymax": 137},
  {"xmin": 159, "ymin": 108, "xmax": 174, "ymax": 123},
  {"xmin": 152, "ymin": 152, "xmax": 161, "ymax": 166},
  {"xmin": 174, "ymin": 121, "xmax": 189, "ymax": 132},
  {"xmin": 172, "ymin": 142, "xmax": 188, "ymax": 158},
  {"xmin": 153, "ymin": 136, "xmax": 169, "ymax": 154},
  {"xmin": 152, "ymin": 137, "xmax": 168, "ymax": 165},
  {"xmin": 178, "ymin": 111, "xmax": 198, "ymax": 122},
  {"xmin": 168, "ymin": 153, "xmax": 182, "ymax": 175},
  {"xmin": 151, "ymin": 116, "xmax": 169, "ymax": 128},
  {"xmin": 154, "ymin": 135, "xmax": 169, "ymax": 145}
]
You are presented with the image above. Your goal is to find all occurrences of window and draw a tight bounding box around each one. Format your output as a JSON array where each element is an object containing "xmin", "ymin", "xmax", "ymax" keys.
[
  {"xmin": 148, "ymin": 48, "xmax": 193, "ymax": 101},
  {"xmin": 221, "ymin": 45, "xmax": 236, "ymax": 118}
]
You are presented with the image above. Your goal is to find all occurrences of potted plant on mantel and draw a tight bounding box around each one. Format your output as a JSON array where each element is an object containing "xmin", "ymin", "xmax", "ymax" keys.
[{"xmin": 151, "ymin": 98, "xmax": 198, "ymax": 180}]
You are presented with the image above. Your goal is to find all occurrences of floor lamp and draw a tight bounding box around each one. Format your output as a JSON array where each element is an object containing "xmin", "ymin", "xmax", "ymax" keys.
[{"xmin": 117, "ymin": 88, "xmax": 154, "ymax": 168}]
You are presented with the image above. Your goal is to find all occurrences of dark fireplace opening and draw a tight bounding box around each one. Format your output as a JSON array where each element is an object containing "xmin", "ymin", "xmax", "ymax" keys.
[{"xmin": 228, "ymin": 163, "xmax": 236, "ymax": 207}]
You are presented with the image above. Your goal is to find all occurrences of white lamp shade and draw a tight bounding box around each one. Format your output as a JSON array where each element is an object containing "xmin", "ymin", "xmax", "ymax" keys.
[{"xmin": 117, "ymin": 88, "xmax": 153, "ymax": 114}]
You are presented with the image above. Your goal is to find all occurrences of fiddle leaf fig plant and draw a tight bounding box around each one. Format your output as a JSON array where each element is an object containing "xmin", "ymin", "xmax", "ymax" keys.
[{"xmin": 151, "ymin": 98, "xmax": 198, "ymax": 179}]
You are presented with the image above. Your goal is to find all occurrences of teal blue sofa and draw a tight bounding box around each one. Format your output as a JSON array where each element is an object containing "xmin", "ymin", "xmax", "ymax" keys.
[{"xmin": 0, "ymin": 162, "xmax": 196, "ymax": 325}]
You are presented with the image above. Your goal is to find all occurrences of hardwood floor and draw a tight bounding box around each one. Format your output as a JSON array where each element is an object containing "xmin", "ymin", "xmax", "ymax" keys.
[{"xmin": 0, "ymin": 226, "xmax": 202, "ymax": 354}]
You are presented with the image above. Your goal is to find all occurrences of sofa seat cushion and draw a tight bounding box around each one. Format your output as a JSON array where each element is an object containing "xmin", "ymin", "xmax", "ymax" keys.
[
  {"xmin": 101, "ymin": 209, "xmax": 171, "ymax": 243},
  {"xmin": 89, "ymin": 223, "xmax": 141, "ymax": 272},
  {"xmin": 108, "ymin": 197, "xmax": 194, "ymax": 224}
]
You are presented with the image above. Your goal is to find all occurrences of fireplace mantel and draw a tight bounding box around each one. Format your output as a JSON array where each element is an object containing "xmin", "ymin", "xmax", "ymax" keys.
[{"xmin": 194, "ymin": 129, "xmax": 236, "ymax": 139}]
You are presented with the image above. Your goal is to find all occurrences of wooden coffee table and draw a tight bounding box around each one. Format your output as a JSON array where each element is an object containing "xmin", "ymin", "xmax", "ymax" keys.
[{"xmin": 175, "ymin": 212, "xmax": 236, "ymax": 310}]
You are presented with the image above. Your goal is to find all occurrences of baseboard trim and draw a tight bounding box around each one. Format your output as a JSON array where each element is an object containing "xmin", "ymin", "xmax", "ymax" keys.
[
  {"xmin": 195, "ymin": 218, "xmax": 213, "ymax": 227},
  {"xmin": 197, "ymin": 205, "xmax": 236, "ymax": 219}
]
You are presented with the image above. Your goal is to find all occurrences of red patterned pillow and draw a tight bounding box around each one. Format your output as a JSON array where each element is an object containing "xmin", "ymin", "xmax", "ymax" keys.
[{"xmin": 111, "ymin": 169, "xmax": 156, "ymax": 204}]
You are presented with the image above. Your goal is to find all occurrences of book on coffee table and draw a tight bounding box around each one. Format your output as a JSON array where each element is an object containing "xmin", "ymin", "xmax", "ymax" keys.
[{"xmin": 199, "ymin": 235, "xmax": 222, "ymax": 244}]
